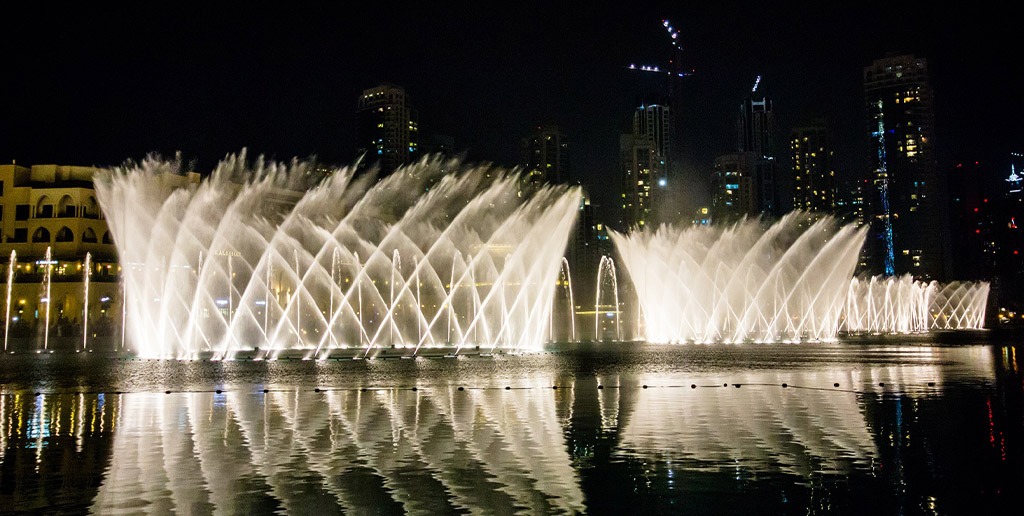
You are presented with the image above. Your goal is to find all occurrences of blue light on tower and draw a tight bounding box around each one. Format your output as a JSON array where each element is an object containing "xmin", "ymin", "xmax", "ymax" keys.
[{"xmin": 873, "ymin": 100, "xmax": 895, "ymax": 276}]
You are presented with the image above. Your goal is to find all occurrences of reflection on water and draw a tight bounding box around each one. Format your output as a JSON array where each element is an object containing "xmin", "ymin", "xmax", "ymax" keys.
[
  {"xmin": 93, "ymin": 382, "xmax": 585, "ymax": 515},
  {"xmin": 0, "ymin": 343, "xmax": 1021, "ymax": 514},
  {"xmin": 609, "ymin": 371, "xmax": 879, "ymax": 477}
]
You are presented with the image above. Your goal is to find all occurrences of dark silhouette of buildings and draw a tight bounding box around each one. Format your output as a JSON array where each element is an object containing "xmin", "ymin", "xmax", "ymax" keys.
[
  {"xmin": 737, "ymin": 96, "xmax": 779, "ymax": 217},
  {"xmin": 710, "ymin": 92, "xmax": 779, "ymax": 223}
]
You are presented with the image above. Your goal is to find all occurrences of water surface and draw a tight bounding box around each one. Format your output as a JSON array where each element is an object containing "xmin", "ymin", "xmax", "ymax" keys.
[{"xmin": 1, "ymin": 341, "xmax": 1021, "ymax": 515}]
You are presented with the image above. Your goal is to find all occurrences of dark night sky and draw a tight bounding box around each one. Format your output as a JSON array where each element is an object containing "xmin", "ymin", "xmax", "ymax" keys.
[{"xmin": 2, "ymin": 2, "xmax": 1020, "ymax": 216}]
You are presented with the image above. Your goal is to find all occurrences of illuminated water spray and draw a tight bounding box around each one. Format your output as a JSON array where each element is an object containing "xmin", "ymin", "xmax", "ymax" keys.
[
  {"xmin": 550, "ymin": 257, "xmax": 576, "ymax": 342},
  {"xmin": 4, "ymin": 250, "xmax": 15, "ymax": 352},
  {"xmin": 294, "ymin": 249, "xmax": 300, "ymax": 348},
  {"xmin": 94, "ymin": 152, "xmax": 581, "ymax": 359},
  {"xmin": 612, "ymin": 213, "xmax": 988, "ymax": 343},
  {"xmin": 120, "ymin": 279, "xmax": 126, "ymax": 351},
  {"xmin": 43, "ymin": 247, "xmax": 52, "ymax": 351},
  {"xmin": 82, "ymin": 252, "xmax": 91, "ymax": 351},
  {"xmin": 595, "ymin": 255, "xmax": 621, "ymax": 341}
]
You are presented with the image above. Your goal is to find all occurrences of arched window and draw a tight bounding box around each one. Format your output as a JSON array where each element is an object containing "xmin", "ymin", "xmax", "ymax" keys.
[
  {"xmin": 35, "ymin": 196, "xmax": 53, "ymax": 218},
  {"xmin": 56, "ymin": 227, "xmax": 74, "ymax": 242},
  {"xmin": 101, "ymin": 231, "xmax": 113, "ymax": 244},
  {"xmin": 82, "ymin": 228, "xmax": 98, "ymax": 243},
  {"xmin": 32, "ymin": 227, "xmax": 50, "ymax": 242},
  {"xmin": 84, "ymin": 197, "xmax": 99, "ymax": 218},
  {"xmin": 57, "ymin": 195, "xmax": 76, "ymax": 217}
]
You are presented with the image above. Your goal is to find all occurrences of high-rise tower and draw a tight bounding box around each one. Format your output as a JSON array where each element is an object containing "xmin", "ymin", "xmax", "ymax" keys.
[
  {"xmin": 789, "ymin": 123, "xmax": 836, "ymax": 215},
  {"xmin": 710, "ymin": 151, "xmax": 759, "ymax": 223},
  {"xmin": 620, "ymin": 104, "xmax": 669, "ymax": 229},
  {"xmin": 863, "ymin": 54, "xmax": 947, "ymax": 280},
  {"xmin": 521, "ymin": 124, "xmax": 569, "ymax": 187},
  {"xmin": 356, "ymin": 84, "xmax": 419, "ymax": 176},
  {"xmin": 634, "ymin": 104, "xmax": 671, "ymax": 166},
  {"xmin": 737, "ymin": 96, "xmax": 779, "ymax": 217},
  {"xmin": 620, "ymin": 134, "xmax": 658, "ymax": 230}
]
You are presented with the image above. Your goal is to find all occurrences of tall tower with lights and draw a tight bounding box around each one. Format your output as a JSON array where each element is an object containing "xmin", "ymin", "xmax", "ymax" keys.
[
  {"xmin": 737, "ymin": 86, "xmax": 779, "ymax": 217},
  {"xmin": 789, "ymin": 123, "xmax": 836, "ymax": 216},
  {"xmin": 356, "ymin": 84, "xmax": 419, "ymax": 176},
  {"xmin": 621, "ymin": 104, "xmax": 669, "ymax": 229},
  {"xmin": 521, "ymin": 124, "xmax": 569, "ymax": 187},
  {"xmin": 863, "ymin": 54, "xmax": 946, "ymax": 280}
]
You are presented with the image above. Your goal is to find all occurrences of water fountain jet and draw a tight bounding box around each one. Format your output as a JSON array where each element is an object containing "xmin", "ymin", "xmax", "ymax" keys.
[
  {"xmin": 612, "ymin": 213, "xmax": 989, "ymax": 343},
  {"xmin": 83, "ymin": 252, "xmax": 91, "ymax": 351},
  {"xmin": 4, "ymin": 251, "xmax": 14, "ymax": 352},
  {"xmin": 95, "ymin": 152, "xmax": 581, "ymax": 359}
]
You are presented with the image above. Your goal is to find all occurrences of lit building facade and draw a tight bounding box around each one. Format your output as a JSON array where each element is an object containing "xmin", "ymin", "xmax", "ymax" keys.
[
  {"xmin": 711, "ymin": 152, "xmax": 759, "ymax": 223},
  {"xmin": 356, "ymin": 84, "xmax": 419, "ymax": 175},
  {"xmin": 620, "ymin": 134, "xmax": 658, "ymax": 229},
  {"xmin": 0, "ymin": 163, "xmax": 202, "ymax": 351},
  {"xmin": 692, "ymin": 206, "xmax": 711, "ymax": 226},
  {"xmin": 1, "ymin": 164, "xmax": 120, "ymax": 350},
  {"xmin": 862, "ymin": 54, "xmax": 948, "ymax": 280},
  {"xmin": 789, "ymin": 124, "xmax": 837, "ymax": 220},
  {"xmin": 521, "ymin": 124, "xmax": 569, "ymax": 187},
  {"xmin": 620, "ymin": 105, "xmax": 670, "ymax": 230},
  {"xmin": 634, "ymin": 104, "xmax": 671, "ymax": 166}
]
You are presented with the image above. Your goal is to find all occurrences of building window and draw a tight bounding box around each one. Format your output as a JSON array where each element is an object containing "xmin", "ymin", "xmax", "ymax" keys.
[
  {"xmin": 15, "ymin": 205, "xmax": 29, "ymax": 221},
  {"xmin": 10, "ymin": 228, "xmax": 27, "ymax": 243},
  {"xmin": 32, "ymin": 227, "xmax": 50, "ymax": 243},
  {"xmin": 0, "ymin": 181, "xmax": 4, "ymax": 195},
  {"xmin": 56, "ymin": 227, "xmax": 74, "ymax": 242}
]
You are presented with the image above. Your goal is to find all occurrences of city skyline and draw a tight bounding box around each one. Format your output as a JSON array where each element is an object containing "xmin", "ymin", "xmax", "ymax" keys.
[{"xmin": 2, "ymin": 3, "xmax": 1019, "ymax": 213}]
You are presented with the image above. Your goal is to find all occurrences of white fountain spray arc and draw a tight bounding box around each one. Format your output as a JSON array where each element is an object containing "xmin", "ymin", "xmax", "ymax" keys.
[
  {"xmin": 43, "ymin": 247, "xmax": 53, "ymax": 351},
  {"xmin": 612, "ymin": 212, "xmax": 989, "ymax": 343},
  {"xmin": 4, "ymin": 251, "xmax": 14, "ymax": 352},
  {"xmin": 94, "ymin": 152, "xmax": 581, "ymax": 359},
  {"xmin": 82, "ymin": 252, "xmax": 91, "ymax": 351}
]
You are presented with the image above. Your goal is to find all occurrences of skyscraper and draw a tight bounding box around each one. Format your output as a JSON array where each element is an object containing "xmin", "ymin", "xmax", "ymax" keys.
[
  {"xmin": 355, "ymin": 84, "xmax": 419, "ymax": 176},
  {"xmin": 789, "ymin": 123, "xmax": 837, "ymax": 216},
  {"xmin": 620, "ymin": 134, "xmax": 658, "ymax": 230},
  {"xmin": 521, "ymin": 124, "xmax": 568, "ymax": 187},
  {"xmin": 737, "ymin": 96, "xmax": 779, "ymax": 217},
  {"xmin": 710, "ymin": 151, "xmax": 759, "ymax": 223},
  {"xmin": 634, "ymin": 104, "xmax": 672, "ymax": 167},
  {"xmin": 863, "ymin": 54, "xmax": 947, "ymax": 280},
  {"xmin": 620, "ymin": 105, "xmax": 669, "ymax": 229}
]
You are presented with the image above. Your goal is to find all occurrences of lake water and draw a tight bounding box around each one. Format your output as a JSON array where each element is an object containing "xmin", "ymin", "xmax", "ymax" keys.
[{"xmin": 1, "ymin": 339, "xmax": 1021, "ymax": 515}]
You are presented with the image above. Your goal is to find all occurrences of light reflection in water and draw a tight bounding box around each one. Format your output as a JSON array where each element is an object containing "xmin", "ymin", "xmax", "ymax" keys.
[
  {"xmin": 88, "ymin": 381, "xmax": 586, "ymax": 514},
  {"xmin": 611, "ymin": 371, "xmax": 879, "ymax": 477},
  {"xmin": 0, "ymin": 343, "xmax": 1017, "ymax": 514},
  {"xmin": 0, "ymin": 381, "xmax": 888, "ymax": 512}
]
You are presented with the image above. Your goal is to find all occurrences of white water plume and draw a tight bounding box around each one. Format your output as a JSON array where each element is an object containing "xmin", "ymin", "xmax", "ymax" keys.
[
  {"xmin": 95, "ymin": 151, "xmax": 581, "ymax": 359},
  {"xmin": 612, "ymin": 213, "xmax": 989, "ymax": 343}
]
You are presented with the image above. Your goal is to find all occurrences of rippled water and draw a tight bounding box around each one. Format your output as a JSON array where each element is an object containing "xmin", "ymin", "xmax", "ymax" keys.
[{"xmin": 1, "ymin": 340, "xmax": 1021, "ymax": 515}]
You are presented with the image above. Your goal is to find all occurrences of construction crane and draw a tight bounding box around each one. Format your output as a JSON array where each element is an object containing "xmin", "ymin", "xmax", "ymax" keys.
[{"xmin": 626, "ymin": 19, "xmax": 695, "ymax": 81}]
